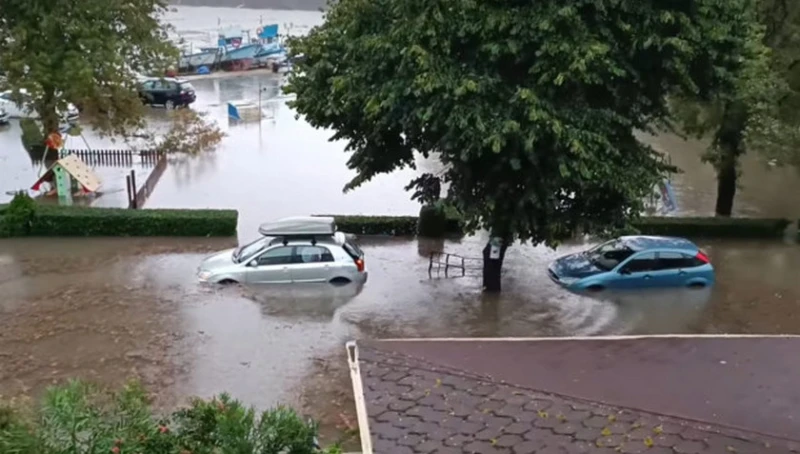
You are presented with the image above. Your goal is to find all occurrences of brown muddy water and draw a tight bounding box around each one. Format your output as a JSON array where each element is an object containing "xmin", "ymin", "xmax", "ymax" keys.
[
  {"xmin": 1, "ymin": 234, "xmax": 799, "ymax": 444},
  {"xmin": 1, "ymin": 5, "xmax": 800, "ymax": 445}
]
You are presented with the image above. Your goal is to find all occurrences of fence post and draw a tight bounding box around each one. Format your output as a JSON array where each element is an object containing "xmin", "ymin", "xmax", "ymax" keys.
[
  {"xmin": 130, "ymin": 170, "xmax": 138, "ymax": 209},
  {"xmin": 126, "ymin": 174, "xmax": 133, "ymax": 209}
]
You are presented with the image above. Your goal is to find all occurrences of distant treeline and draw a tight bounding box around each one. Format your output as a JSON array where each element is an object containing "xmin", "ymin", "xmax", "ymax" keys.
[{"xmin": 170, "ymin": 0, "xmax": 326, "ymax": 10}]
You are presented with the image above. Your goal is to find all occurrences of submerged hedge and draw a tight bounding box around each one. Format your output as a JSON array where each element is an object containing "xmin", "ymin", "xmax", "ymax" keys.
[
  {"xmin": 1, "ymin": 198, "xmax": 238, "ymax": 237},
  {"xmin": 633, "ymin": 216, "xmax": 792, "ymax": 238},
  {"xmin": 326, "ymin": 214, "xmax": 797, "ymax": 239}
]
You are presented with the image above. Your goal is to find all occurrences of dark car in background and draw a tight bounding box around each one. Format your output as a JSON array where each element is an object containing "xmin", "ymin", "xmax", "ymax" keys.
[{"xmin": 138, "ymin": 77, "xmax": 196, "ymax": 109}]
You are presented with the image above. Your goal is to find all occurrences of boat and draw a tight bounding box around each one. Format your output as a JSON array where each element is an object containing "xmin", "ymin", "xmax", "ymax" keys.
[
  {"xmin": 179, "ymin": 47, "xmax": 220, "ymax": 72},
  {"xmin": 253, "ymin": 24, "xmax": 289, "ymax": 70},
  {"xmin": 217, "ymin": 26, "xmax": 261, "ymax": 70}
]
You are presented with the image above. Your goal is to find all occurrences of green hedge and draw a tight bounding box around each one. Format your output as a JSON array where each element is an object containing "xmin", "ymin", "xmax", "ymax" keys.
[
  {"xmin": 325, "ymin": 214, "xmax": 797, "ymax": 239},
  {"xmin": 2, "ymin": 203, "xmax": 238, "ymax": 237},
  {"xmin": 632, "ymin": 216, "xmax": 791, "ymax": 238},
  {"xmin": 321, "ymin": 212, "xmax": 462, "ymax": 236}
]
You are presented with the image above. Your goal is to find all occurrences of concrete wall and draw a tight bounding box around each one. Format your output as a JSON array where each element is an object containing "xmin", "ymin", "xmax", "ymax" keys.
[{"xmin": 171, "ymin": 0, "xmax": 326, "ymax": 10}]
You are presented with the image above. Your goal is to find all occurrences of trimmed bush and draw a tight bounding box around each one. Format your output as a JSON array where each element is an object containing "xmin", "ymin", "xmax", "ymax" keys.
[
  {"xmin": 26, "ymin": 206, "xmax": 238, "ymax": 237},
  {"xmin": 324, "ymin": 214, "xmax": 794, "ymax": 239},
  {"xmin": 0, "ymin": 380, "xmax": 339, "ymax": 454},
  {"xmin": 0, "ymin": 198, "xmax": 237, "ymax": 237},
  {"xmin": 0, "ymin": 193, "xmax": 37, "ymax": 237},
  {"xmin": 328, "ymin": 214, "xmax": 419, "ymax": 235},
  {"xmin": 418, "ymin": 204, "xmax": 447, "ymax": 237},
  {"xmin": 633, "ymin": 216, "xmax": 791, "ymax": 238}
]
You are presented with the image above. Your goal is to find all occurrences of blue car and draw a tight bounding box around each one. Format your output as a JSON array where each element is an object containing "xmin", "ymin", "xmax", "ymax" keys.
[{"xmin": 548, "ymin": 236, "xmax": 714, "ymax": 291}]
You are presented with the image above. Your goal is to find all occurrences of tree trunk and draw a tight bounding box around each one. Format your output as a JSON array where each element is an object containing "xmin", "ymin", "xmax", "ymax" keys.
[
  {"xmin": 714, "ymin": 146, "xmax": 738, "ymax": 217},
  {"xmin": 482, "ymin": 238, "xmax": 508, "ymax": 293}
]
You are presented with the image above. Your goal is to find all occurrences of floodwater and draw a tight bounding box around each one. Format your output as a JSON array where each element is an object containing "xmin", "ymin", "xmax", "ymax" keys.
[
  {"xmin": 1, "ymin": 233, "xmax": 799, "ymax": 445},
  {"xmin": 2, "ymin": 4, "xmax": 800, "ymax": 446}
]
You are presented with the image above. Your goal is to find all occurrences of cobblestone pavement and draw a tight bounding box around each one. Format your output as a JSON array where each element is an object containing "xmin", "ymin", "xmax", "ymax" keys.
[{"xmin": 357, "ymin": 343, "xmax": 800, "ymax": 454}]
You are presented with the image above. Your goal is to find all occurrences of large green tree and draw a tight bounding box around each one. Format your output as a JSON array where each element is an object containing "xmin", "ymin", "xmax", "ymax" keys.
[
  {"xmin": 287, "ymin": 0, "xmax": 758, "ymax": 291},
  {"xmin": 0, "ymin": 0, "xmax": 177, "ymax": 137},
  {"xmin": 673, "ymin": 0, "xmax": 800, "ymax": 216}
]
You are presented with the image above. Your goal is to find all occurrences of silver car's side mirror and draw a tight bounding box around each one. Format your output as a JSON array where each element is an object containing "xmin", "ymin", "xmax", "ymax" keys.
[{"xmin": 248, "ymin": 260, "xmax": 258, "ymax": 267}]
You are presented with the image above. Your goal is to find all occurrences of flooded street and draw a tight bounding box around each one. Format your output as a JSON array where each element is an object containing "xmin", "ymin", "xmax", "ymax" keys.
[
  {"xmin": 1, "ymin": 4, "xmax": 800, "ymax": 447},
  {"xmin": 1, "ymin": 234, "xmax": 799, "ymax": 443}
]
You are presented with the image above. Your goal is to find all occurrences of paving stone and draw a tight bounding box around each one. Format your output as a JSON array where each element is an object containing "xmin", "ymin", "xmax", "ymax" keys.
[
  {"xmin": 494, "ymin": 434, "xmax": 524, "ymax": 448},
  {"xmin": 358, "ymin": 346, "xmax": 793, "ymax": 454},
  {"xmin": 415, "ymin": 439, "xmax": 443, "ymax": 453},
  {"xmin": 552, "ymin": 423, "xmax": 579, "ymax": 435},
  {"xmin": 573, "ymin": 427, "xmax": 602, "ymax": 441},
  {"xmin": 511, "ymin": 440, "xmax": 546, "ymax": 453},
  {"xmin": 462, "ymin": 440, "xmax": 506, "ymax": 453},
  {"xmin": 502, "ymin": 422, "xmax": 531, "ymax": 435},
  {"xmin": 582, "ymin": 415, "xmax": 609, "ymax": 428},
  {"xmin": 674, "ymin": 439, "xmax": 707, "ymax": 454}
]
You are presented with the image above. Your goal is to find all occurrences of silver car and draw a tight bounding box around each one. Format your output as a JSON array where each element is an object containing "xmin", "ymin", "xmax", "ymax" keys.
[{"xmin": 197, "ymin": 217, "xmax": 368, "ymax": 285}]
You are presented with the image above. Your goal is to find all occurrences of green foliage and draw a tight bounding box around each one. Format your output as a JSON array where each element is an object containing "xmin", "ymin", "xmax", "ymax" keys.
[
  {"xmin": 0, "ymin": 192, "xmax": 37, "ymax": 237},
  {"xmin": 633, "ymin": 216, "xmax": 791, "ymax": 238},
  {"xmin": 331, "ymin": 215, "xmax": 419, "ymax": 236},
  {"xmin": 19, "ymin": 119, "xmax": 44, "ymax": 151},
  {"xmin": 0, "ymin": 0, "xmax": 178, "ymax": 135},
  {"xmin": 287, "ymin": 0, "xmax": 758, "ymax": 249},
  {"xmin": 672, "ymin": 0, "xmax": 800, "ymax": 214},
  {"xmin": 0, "ymin": 380, "xmax": 336, "ymax": 454},
  {"xmin": 418, "ymin": 203, "xmax": 450, "ymax": 238},
  {"xmin": 1, "ymin": 205, "xmax": 238, "ymax": 237},
  {"xmin": 325, "ymin": 214, "xmax": 796, "ymax": 239}
]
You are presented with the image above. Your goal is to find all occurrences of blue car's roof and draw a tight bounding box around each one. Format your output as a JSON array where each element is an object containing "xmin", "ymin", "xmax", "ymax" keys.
[{"xmin": 620, "ymin": 235, "xmax": 698, "ymax": 252}]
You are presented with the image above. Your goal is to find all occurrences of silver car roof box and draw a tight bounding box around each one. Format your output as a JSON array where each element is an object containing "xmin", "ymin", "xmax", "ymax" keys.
[{"xmin": 258, "ymin": 216, "xmax": 336, "ymax": 237}]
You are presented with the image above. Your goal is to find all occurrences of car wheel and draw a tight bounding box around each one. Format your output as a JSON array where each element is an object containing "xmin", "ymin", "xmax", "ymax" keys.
[
  {"xmin": 687, "ymin": 282, "xmax": 706, "ymax": 289},
  {"xmin": 586, "ymin": 285, "xmax": 605, "ymax": 293},
  {"xmin": 165, "ymin": 100, "xmax": 175, "ymax": 110},
  {"xmin": 329, "ymin": 277, "xmax": 351, "ymax": 285},
  {"xmin": 217, "ymin": 279, "xmax": 239, "ymax": 285}
]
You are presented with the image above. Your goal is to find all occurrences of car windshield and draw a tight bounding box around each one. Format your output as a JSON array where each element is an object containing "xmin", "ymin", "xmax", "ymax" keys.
[
  {"xmin": 233, "ymin": 237, "xmax": 270, "ymax": 263},
  {"xmin": 586, "ymin": 239, "xmax": 634, "ymax": 271}
]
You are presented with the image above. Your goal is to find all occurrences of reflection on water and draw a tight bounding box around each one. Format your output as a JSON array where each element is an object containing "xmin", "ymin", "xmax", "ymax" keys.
[
  {"xmin": 240, "ymin": 282, "xmax": 364, "ymax": 322},
  {"xmin": 0, "ymin": 235, "xmax": 798, "ymax": 440}
]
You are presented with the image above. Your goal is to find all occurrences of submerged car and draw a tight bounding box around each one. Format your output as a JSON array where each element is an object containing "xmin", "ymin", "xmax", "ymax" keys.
[
  {"xmin": 197, "ymin": 216, "xmax": 367, "ymax": 285},
  {"xmin": 0, "ymin": 106, "xmax": 8, "ymax": 125},
  {"xmin": 0, "ymin": 89, "xmax": 80, "ymax": 124},
  {"xmin": 137, "ymin": 77, "xmax": 196, "ymax": 109},
  {"xmin": 548, "ymin": 236, "xmax": 714, "ymax": 291}
]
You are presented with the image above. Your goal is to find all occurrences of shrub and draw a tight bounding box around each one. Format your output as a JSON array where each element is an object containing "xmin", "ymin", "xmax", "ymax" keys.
[
  {"xmin": 418, "ymin": 204, "xmax": 447, "ymax": 237},
  {"xmin": 0, "ymin": 192, "xmax": 37, "ymax": 237},
  {"xmin": 0, "ymin": 380, "xmax": 338, "ymax": 454},
  {"xmin": 632, "ymin": 216, "xmax": 791, "ymax": 238},
  {"xmin": 19, "ymin": 118, "xmax": 44, "ymax": 152},
  {"xmin": 26, "ymin": 206, "xmax": 239, "ymax": 237},
  {"xmin": 0, "ymin": 203, "xmax": 237, "ymax": 237},
  {"xmin": 322, "ymin": 213, "xmax": 793, "ymax": 239},
  {"xmin": 325, "ymin": 215, "xmax": 419, "ymax": 236}
]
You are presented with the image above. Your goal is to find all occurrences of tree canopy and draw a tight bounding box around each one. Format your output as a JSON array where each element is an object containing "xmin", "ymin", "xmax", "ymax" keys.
[
  {"xmin": 0, "ymin": 0, "xmax": 177, "ymax": 135},
  {"xmin": 287, "ymin": 0, "xmax": 759, "ymax": 250},
  {"xmin": 672, "ymin": 0, "xmax": 800, "ymax": 215}
]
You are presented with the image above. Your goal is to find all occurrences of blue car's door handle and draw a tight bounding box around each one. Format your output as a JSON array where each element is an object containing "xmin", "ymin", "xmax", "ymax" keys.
[{"xmin": 643, "ymin": 274, "xmax": 652, "ymax": 279}]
